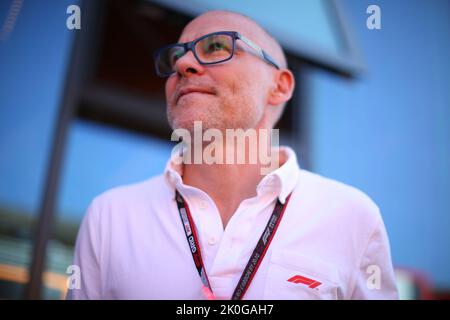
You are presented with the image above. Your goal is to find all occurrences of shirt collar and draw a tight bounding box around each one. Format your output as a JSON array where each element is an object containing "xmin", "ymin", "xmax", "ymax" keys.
[
  {"xmin": 164, "ymin": 146, "xmax": 300, "ymax": 203},
  {"xmin": 256, "ymin": 146, "xmax": 300, "ymax": 204},
  {"xmin": 164, "ymin": 151, "xmax": 184, "ymax": 198}
]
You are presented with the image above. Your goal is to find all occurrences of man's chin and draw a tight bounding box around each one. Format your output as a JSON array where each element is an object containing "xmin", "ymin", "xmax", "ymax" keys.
[{"xmin": 170, "ymin": 117, "xmax": 230, "ymax": 134}]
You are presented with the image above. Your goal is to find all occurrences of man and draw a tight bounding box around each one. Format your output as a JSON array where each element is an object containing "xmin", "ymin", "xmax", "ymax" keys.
[{"xmin": 68, "ymin": 10, "xmax": 398, "ymax": 300}]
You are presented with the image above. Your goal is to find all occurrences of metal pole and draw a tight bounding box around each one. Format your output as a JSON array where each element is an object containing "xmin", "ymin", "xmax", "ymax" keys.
[{"xmin": 25, "ymin": 0, "xmax": 102, "ymax": 299}]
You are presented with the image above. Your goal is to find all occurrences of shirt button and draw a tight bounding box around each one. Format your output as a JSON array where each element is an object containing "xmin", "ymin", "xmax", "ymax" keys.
[
  {"xmin": 199, "ymin": 201, "xmax": 208, "ymax": 210},
  {"xmin": 208, "ymin": 237, "xmax": 216, "ymax": 245}
]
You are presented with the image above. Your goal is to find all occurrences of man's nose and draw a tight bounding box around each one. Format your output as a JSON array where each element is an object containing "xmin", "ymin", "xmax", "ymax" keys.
[{"xmin": 174, "ymin": 50, "xmax": 205, "ymax": 77}]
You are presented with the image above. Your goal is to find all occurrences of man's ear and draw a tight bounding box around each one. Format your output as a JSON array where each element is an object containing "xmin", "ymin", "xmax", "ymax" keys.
[{"xmin": 268, "ymin": 69, "xmax": 295, "ymax": 106}]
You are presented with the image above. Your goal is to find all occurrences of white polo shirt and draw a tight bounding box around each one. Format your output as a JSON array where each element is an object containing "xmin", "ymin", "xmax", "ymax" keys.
[{"xmin": 67, "ymin": 146, "xmax": 398, "ymax": 300}]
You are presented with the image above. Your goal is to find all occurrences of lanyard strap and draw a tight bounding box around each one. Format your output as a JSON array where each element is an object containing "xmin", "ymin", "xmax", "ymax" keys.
[{"xmin": 175, "ymin": 190, "xmax": 292, "ymax": 300}]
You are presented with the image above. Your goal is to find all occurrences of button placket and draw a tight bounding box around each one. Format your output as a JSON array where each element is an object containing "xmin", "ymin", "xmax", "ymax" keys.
[
  {"xmin": 192, "ymin": 197, "xmax": 224, "ymax": 273},
  {"xmin": 206, "ymin": 193, "xmax": 278, "ymax": 279},
  {"xmin": 209, "ymin": 201, "xmax": 256, "ymax": 277}
]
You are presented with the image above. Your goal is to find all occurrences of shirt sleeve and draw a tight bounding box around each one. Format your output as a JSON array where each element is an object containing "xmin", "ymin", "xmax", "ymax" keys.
[
  {"xmin": 349, "ymin": 214, "xmax": 399, "ymax": 299},
  {"xmin": 66, "ymin": 198, "xmax": 102, "ymax": 300}
]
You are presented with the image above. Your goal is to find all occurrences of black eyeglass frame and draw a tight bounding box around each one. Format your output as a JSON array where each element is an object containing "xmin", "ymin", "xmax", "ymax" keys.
[{"xmin": 154, "ymin": 31, "xmax": 280, "ymax": 77}]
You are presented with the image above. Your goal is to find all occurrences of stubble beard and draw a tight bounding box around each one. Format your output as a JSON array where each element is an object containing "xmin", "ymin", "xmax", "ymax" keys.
[{"xmin": 167, "ymin": 97, "xmax": 263, "ymax": 134}]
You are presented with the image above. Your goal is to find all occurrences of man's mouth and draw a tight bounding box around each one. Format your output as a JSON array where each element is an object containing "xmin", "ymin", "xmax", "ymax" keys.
[{"xmin": 176, "ymin": 87, "xmax": 215, "ymax": 104}]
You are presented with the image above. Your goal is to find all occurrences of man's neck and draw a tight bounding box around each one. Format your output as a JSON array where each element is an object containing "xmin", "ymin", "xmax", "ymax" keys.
[{"xmin": 182, "ymin": 148, "xmax": 285, "ymax": 229}]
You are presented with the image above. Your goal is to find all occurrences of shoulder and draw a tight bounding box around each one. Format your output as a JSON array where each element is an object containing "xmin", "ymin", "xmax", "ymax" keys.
[
  {"xmin": 84, "ymin": 174, "xmax": 171, "ymax": 221},
  {"xmin": 293, "ymin": 169, "xmax": 382, "ymax": 228},
  {"xmin": 94, "ymin": 174, "xmax": 168, "ymax": 204}
]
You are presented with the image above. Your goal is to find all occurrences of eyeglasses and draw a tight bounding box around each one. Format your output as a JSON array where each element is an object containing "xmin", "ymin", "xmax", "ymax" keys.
[{"xmin": 154, "ymin": 31, "xmax": 280, "ymax": 77}]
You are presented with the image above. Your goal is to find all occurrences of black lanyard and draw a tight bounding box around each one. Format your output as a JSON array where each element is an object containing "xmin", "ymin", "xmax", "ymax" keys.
[{"xmin": 175, "ymin": 190, "xmax": 292, "ymax": 300}]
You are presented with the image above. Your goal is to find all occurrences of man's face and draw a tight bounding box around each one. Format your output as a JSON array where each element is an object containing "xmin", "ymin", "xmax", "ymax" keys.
[{"xmin": 165, "ymin": 13, "xmax": 276, "ymax": 132}]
